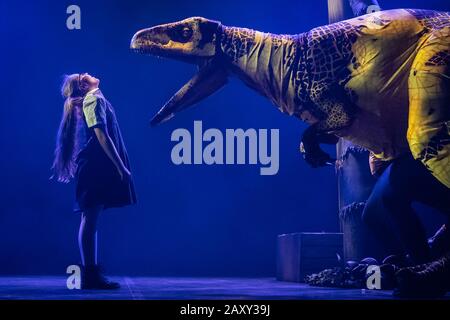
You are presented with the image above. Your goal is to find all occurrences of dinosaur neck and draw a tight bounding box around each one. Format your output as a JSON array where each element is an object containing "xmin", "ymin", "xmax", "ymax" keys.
[{"xmin": 219, "ymin": 26, "xmax": 308, "ymax": 115}]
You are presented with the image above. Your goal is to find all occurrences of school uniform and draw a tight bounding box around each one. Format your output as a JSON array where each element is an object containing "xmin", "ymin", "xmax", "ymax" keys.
[{"xmin": 74, "ymin": 88, "xmax": 137, "ymax": 213}]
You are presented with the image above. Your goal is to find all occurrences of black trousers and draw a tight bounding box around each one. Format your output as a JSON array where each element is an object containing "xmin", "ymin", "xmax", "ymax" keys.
[{"xmin": 362, "ymin": 153, "xmax": 450, "ymax": 264}]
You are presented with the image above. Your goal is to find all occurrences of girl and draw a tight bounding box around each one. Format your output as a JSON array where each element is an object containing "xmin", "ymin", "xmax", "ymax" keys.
[{"xmin": 52, "ymin": 73, "xmax": 137, "ymax": 289}]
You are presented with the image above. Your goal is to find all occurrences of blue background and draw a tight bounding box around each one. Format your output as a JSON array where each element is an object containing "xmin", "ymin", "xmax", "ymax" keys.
[{"xmin": 1, "ymin": 0, "xmax": 449, "ymax": 276}]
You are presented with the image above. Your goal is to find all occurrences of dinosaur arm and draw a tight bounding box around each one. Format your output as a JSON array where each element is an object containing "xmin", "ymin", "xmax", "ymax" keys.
[
  {"xmin": 299, "ymin": 103, "xmax": 353, "ymax": 168},
  {"xmin": 300, "ymin": 124, "xmax": 339, "ymax": 168},
  {"xmin": 299, "ymin": 86, "xmax": 355, "ymax": 167}
]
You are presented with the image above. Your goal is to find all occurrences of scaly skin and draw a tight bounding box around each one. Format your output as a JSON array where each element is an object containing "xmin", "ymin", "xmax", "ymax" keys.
[{"xmin": 131, "ymin": 9, "xmax": 450, "ymax": 188}]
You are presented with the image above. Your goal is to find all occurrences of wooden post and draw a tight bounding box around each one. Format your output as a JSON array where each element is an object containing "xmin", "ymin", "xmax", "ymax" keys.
[{"xmin": 328, "ymin": 0, "xmax": 383, "ymax": 261}]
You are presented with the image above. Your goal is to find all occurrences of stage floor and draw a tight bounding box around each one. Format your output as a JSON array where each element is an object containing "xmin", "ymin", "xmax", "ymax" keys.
[{"xmin": 0, "ymin": 276, "xmax": 448, "ymax": 300}]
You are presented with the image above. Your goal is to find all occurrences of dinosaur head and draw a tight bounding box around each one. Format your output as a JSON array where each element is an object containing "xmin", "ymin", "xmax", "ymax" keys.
[
  {"xmin": 131, "ymin": 17, "xmax": 221, "ymax": 62},
  {"xmin": 131, "ymin": 17, "xmax": 228, "ymax": 125}
]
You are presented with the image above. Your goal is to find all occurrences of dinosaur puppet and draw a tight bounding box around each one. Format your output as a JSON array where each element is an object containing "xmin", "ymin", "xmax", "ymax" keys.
[{"xmin": 130, "ymin": 9, "xmax": 450, "ymax": 188}]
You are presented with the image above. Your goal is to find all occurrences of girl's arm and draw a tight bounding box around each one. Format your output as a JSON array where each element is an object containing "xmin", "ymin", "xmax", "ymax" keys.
[
  {"xmin": 83, "ymin": 94, "xmax": 130, "ymax": 181},
  {"xmin": 93, "ymin": 127, "xmax": 131, "ymax": 181}
]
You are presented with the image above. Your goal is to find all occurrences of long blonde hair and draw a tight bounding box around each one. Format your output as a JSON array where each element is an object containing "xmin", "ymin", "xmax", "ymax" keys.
[{"xmin": 51, "ymin": 74, "xmax": 90, "ymax": 183}]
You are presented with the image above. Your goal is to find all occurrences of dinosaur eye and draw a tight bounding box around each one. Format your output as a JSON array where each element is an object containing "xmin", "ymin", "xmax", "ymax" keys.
[{"xmin": 181, "ymin": 27, "xmax": 192, "ymax": 39}]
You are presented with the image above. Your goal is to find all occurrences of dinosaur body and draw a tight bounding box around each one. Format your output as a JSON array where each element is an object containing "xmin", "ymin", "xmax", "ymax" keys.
[{"xmin": 131, "ymin": 9, "xmax": 450, "ymax": 188}]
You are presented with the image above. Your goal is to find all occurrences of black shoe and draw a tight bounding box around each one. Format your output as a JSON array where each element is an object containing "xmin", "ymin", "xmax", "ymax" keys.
[
  {"xmin": 379, "ymin": 263, "xmax": 399, "ymax": 290},
  {"xmin": 394, "ymin": 251, "xmax": 450, "ymax": 299},
  {"xmin": 429, "ymin": 224, "xmax": 450, "ymax": 259},
  {"xmin": 81, "ymin": 265, "xmax": 121, "ymax": 290},
  {"xmin": 382, "ymin": 254, "xmax": 413, "ymax": 268}
]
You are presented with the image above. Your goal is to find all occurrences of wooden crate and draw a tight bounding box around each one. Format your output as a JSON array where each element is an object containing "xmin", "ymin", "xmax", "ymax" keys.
[{"xmin": 276, "ymin": 232, "xmax": 343, "ymax": 282}]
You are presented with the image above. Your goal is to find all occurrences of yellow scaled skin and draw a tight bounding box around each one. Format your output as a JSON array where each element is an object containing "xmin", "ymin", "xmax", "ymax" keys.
[
  {"xmin": 335, "ymin": 9, "xmax": 450, "ymax": 188},
  {"xmin": 131, "ymin": 11, "xmax": 450, "ymax": 187}
]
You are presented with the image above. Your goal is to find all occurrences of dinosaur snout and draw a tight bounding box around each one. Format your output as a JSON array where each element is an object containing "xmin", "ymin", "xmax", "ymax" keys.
[{"xmin": 130, "ymin": 27, "xmax": 170, "ymax": 52}]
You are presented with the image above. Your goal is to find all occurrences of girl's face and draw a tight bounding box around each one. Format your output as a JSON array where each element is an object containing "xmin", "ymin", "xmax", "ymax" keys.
[{"xmin": 79, "ymin": 73, "xmax": 100, "ymax": 89}]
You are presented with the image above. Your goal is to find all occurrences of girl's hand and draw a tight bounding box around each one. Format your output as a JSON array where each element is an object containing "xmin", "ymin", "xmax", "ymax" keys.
[{"xmin": 118, "ymin": 166, "xmax": 131, "ymax": 182}]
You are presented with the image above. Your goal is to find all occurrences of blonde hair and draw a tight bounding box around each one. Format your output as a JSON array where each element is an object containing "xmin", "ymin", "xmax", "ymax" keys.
[{"xmin": 51, "ymin": 74, "xmax": 90, "ymax": 183}]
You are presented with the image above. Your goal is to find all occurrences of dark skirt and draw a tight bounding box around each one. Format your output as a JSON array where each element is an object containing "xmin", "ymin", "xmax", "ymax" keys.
[{"xmin": 73, "ymin": 149, "xmax": 137, "ymax": 213}]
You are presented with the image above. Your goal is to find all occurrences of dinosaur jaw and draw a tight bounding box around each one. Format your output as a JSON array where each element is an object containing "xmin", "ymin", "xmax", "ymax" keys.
[
  {"xmin": 131, "ymin": 42, "xmax": 228, "ymax": 126},
  {"xmin": 131, "ymin": 36, "xmax": 228, "ymax": 126},
  {"xmin": 131, "ymin": 44, "xmax": 228, "ymax": 126},
  {"xmin": 131, "ymin": 18, "xmax": 227, "ymax": 125},
  {"xmin": 149, "ymin": 60, "xmax": 228, "ymax": 126}
]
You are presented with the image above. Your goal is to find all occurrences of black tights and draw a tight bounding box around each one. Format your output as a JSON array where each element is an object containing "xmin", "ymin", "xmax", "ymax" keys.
[{"xmin": 78, "ymin": 205, "xmax": 102, "ymax": 266}]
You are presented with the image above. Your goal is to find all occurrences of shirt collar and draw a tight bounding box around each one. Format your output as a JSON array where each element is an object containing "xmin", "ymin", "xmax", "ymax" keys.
[{"xmin": 86, "ymin": 87, "xmax": 100, "ymax": 96}]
